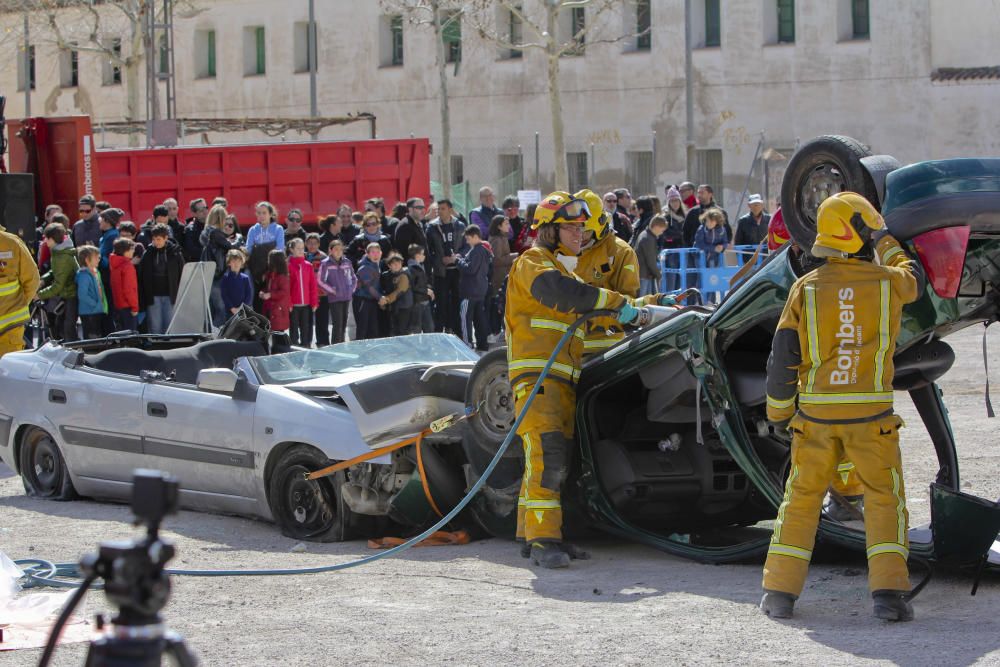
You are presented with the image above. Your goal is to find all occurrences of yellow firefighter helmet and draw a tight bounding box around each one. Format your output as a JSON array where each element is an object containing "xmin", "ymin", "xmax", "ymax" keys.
[
  {"xmin": 574, "ymin": 189, "xmax": 610, "ymax": 241},
  {"xmin": 531, "ymin": 191, "xmax": 590, "ymax": 229},
  {"xmin": 813, "ymin": 192, "xmax": 885, "ymax": 257}
]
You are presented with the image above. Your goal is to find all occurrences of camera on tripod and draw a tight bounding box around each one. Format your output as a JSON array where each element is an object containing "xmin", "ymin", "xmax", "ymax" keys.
[{"xmin": 39, "ymin": 470, "xmax": 197, "ymax": 667}]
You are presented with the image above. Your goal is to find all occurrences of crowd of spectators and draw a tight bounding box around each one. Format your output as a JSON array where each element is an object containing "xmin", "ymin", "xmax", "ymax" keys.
[{"xmin": 28, "ymin": 181, "xmax": 765, "ymax": 350}]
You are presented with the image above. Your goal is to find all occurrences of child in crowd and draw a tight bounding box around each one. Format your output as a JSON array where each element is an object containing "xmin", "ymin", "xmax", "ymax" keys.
[
  {"xmin": 353, "ymin": 242, "xmax": 383, "ymax": 340},
  {"xmin": 694, "ymin": 208, "xmax": 730, "ymax": 268},
  {"xmin": 305, "ymin": 233, "xmax": 330, "ymax": 345},
  {"xmin": 287, "ymin": 238, "xmax": 319, "ymax": 347},
  {"xmin": 221, "ymin": 249, "xmax": 254, "ymax": 315},
  {"xmin": 407, "ymin": 244, "xmax": 434, "ymax": 333},
  {"xmin": 488, "ymin": 215, "xmax": 517, "ymax": 336},
  {"xmin": 317, "ymin": 240, "xmax": 357, "ymax": 344},
  {"xmin": 110, "ymin": 237, "xmax": 139, "ymax": 331},
  {"xmin": 117, "ymin": 221, "xmax": 144, "ymax": 264},
  {"xmin": 457, "ymin": 225, "xmax": 492, "ymax": 352},
  {"xmin": 139, "ymin": 224, "xmax": 185, "ymax": 335},
  {"xmin": 260, "ymin": 249, "xmax": 291, "ymax": 333},
  {"xmin": 37, "ymin": 222, "xmax": 79, "ymax": 342},
  {"xmin": 379, "ymin": 252, "xmax": 413, "ymax": 336},
  {"xmin": 636, "ymin": 215, "xmax": 667, "ymax": 296},
  {"xmin": 75, "ymin": 245, "xmax": 107, "ymax": 339}
]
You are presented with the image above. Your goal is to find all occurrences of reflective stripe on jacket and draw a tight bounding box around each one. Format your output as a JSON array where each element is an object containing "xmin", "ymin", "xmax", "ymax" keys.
[
  {"xmin": 505, "ymin": 245, "xmax": 628, "ymax": 387},
  {"xmin": 0, "ymin": 227, "xmax": 40, "ymax": 334},
  {"xmin": 766, "ymin": 235, "xmax": 920, "ymax": 423}
]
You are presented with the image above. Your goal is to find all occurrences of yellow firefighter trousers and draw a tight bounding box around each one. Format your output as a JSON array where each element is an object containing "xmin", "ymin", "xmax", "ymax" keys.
[
  {"xmin": 763, "ymin": 413, "xmax": 910, "ymax": 596},
  {"xmin": 514, "ymin": 380, "xmax": 576, "ymax": 543},
  {"xmin": 0, "ymin": 327, "xmax": 24, "ymax": 358}
]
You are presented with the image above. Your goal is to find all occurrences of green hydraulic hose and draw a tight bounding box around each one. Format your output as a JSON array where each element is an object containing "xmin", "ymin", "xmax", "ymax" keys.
[{"xmin": 16, "ymin": 310, "xmax": 618, "ymax": 585}]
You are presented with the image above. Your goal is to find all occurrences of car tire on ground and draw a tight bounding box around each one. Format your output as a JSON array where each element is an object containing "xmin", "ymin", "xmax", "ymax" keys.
[
  {"xmin": 19, "ymin": 426, "xmax": 77, "ymax": 500},
  {"xmin": 462, "ymin": 347, "xmax": 522, "ymax": 538},
  {"xmin": 268, "ymin": 445, "xmax": 355, "ymax": 542},
  {"xmin": 780, "ymin": 135, "xmax": 879, "ymax": 254}
]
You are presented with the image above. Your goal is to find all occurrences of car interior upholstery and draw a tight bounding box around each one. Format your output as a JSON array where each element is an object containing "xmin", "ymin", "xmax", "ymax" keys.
[{"xmin": 84, "ymin": 339, "xmax": 267, "ymax": 384}]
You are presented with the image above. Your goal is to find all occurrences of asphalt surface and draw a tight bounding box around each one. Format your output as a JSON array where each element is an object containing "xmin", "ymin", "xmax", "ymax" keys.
[{"xmin": 2, "ymin": 326, "xmax": 1000, "ymax": 665}]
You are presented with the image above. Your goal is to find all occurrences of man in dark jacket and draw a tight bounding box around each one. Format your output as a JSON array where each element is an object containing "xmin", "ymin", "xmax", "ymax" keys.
[
  {"xmin": 629, "ymin": 196, "xmax": 657, "ymax": 248},
  {"xmin": 393, "ymin": 198, "xmax": 428, "ymax": 259},
  {"xmin": 683, "ymin": 184, "xmax": 731, "ymax": 248},
  {"xmin": 501, "ymin": 195, "xmax": 524, "ymax": 242},
  {"xmin": 138, "ymin": 204, "xmax": 171, "ymax": 247},
  {"xmin": 139, "ymin": 224, "xmax": 185, "ymax": 334},
  {"xmin": 425, "ymin": 199, "xmax": 466, "ymax": 334},
  {"xmin": 734, "ymin": 194, "xmax": 771, "ymax": 247},
  {"xmin": 163, "ymin": 198, "xmax": 187, "ymax": 241},
  {"xmin": 72, "ymin": 194, "xmax": 102, "ymax": 248},
  {"xmin": 181, "ymin": 198, "xmax": 209, "ymax": 263},
  {"xmin": 635, "ymin": 216, "xmax": 666, "ymax": 297},
  {"xmin": 612, "ymin": 188, "xmax": 634, "ymax": 243},
  {"xmin": 457, "ymin": 226, "xmax": 491, "ymax": 351}
]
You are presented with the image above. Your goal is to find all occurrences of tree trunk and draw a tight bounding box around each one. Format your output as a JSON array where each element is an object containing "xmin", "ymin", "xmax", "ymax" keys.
[
  {"xmin": 433, "ymin": 1, "xmax": 451, "ymax": 199},
  {"xmin": 546, "ymin": 8, "xmax": 567, "ymax": 191}
]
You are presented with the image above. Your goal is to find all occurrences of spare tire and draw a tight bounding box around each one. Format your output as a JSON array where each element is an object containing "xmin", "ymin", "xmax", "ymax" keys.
[{"xmin": 780, "ymin": 135, "xmax": 879, "ymax": 254}]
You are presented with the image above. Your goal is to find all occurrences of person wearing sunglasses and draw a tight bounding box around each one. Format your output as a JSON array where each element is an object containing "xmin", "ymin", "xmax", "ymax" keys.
[
  {"xmin": 181, "ymin": 198, "xmax": 210, "ymax": 263},
  {"xmin": 392, "ymin": 198, "xmax": 428, "ymax": 259},
  {"xmin": 72, "ymin": 194, "xmax": 102, "ymax": 248},
  {"xmin": 285, "ymin": 209, "xmax": 307, "ymax": 244}
]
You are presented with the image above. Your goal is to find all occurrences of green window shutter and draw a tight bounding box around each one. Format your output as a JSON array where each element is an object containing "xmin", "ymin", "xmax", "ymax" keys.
[
  {"xmin": 705, "ymin": 0, "xmax": 720, "ymax": 47},
  {"xmin": 852, "ymin": 0, "xmax": 869, "ymax": 39},
  {"xmin": 442, "ymin": 12, "xmax": 461, "ymax": 62},
  {"xmin": 777, "ymin": 0, "xmax": 794, "ymax": 43},
  {"xmin": 207, "ymin": 30, "xmax": 216, "ymax": 77},
  {"xmin": 255, "ymin": 26, "xmax": 266, "ymax": 74},
  {"xmin": 636, "ymin": 0, "xmax": 651, "ymax": 50}
]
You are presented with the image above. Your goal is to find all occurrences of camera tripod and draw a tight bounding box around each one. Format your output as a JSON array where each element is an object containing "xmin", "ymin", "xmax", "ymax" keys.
[{"xmin": 38, "ymin": 470, "xmax": 197, "ymax": 667}]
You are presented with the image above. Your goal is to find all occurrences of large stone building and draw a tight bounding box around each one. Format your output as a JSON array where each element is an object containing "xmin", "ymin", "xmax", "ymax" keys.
[{"xmin": 2, "ymin": 0, "xmax": 998, "ymax": 213}]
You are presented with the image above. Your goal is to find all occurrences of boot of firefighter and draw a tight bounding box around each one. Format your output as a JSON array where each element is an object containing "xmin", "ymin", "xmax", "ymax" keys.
[
  {"xmin": 872, "ymin": 590, "xmax": 914, "ymax": 622},
  {"xmin": 529, "ymin": 541, "xmax": 571, "ymax": 569},
  {"xmin": 560, "ymin": 542, "xmax": 591, "ymax": 560},
  {"xmin": 760, "ymin": 590, "xmax": 796, "ymax": 619},
  {"xmin": 519, "ymin": 540, "xmax": 530, "ymax": 559}
]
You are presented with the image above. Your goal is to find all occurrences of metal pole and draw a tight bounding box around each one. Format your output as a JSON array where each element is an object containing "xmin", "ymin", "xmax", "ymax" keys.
[
  {"xmin": 652, "ymin": 130, "xmax": 657, "ymax": 190},
  {"xmin": 684, "ymin": 0, "xmax": 694, "ymax": 178},
  {"xmin": 534, "ymin": 131, "xmax": 540, "ymax": 191},
  {"xmin": 517, "ymin": 143, "xmax": 523, "ymax": 190},
  {"xmin": 734, "ymin": 131, "xmax": 765, "ymax": 221},
  {"xmin": 589, "ymin": 142, "xmax": 594, "ymax": 184},
  {"xmin": 23, "ymin": 13, "xmax": 30, "ymax": 117},
  {"xmin": 308, "ymin": 0, "xmax": 318, "ymax": 121}
]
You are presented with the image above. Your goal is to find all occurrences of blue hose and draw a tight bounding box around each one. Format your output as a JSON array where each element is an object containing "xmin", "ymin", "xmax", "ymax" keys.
[{"xmin": 16, "ymin": 310, "xmax": 613, "ymax": 585}]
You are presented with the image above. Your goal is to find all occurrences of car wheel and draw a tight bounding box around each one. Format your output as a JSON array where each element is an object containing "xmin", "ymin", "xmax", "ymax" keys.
[
  {"xmin": 268, "ymin": 445, "xmax": 354, "ymax": 542},
  {"xmin": 19, "ymin": 427, "xmax": 77, "ymax": 500},
  {"xmin": 780, "ymin": 135, "xmax": 879, "ymax": 254},
  {"xmin": 462, "ymin": 347, "xmax": 522, "ymax": 538},
  {"xmin": 465, "ymin": 348, "xmax": 519, "ymax": 457}
]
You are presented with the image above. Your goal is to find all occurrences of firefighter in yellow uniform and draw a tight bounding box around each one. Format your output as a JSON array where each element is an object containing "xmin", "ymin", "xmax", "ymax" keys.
[
  {"xmin": 507, "ymin": 192, "xmax": 643, "ymax": 569},
  {"xmin": 572, "ymin": 189, "xmax": 675, "ymax": 356},
  {"xmin": 0, "ymin": 225, "xmax": 41, "ymax": 357},
  {"xmin": 761, "ymin": 192, "xmax": 922, "ymax": 621}
]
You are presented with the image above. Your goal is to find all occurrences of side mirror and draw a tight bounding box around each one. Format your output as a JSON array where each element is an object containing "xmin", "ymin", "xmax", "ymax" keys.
[{"xmin": 196, "ymin": 368, "xmax": 239, "ymax": 394}]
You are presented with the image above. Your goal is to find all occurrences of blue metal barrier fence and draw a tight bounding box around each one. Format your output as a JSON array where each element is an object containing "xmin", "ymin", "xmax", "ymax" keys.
[{"xmin": 657, "ymin": 245, "xmax": 764, "ymax": 300}]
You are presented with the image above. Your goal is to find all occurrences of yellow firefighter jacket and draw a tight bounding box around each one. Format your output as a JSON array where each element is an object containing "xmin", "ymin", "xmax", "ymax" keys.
[
  {"xmin": 766, "ymin": 235, "xmax": 920, "ymax": 423},
  {"xmin": 575, "ymin": 233, "xmax": 640, "ymax": 355},
  {"xmin": 505, "ymin": 245, "xmax": 629, "ymax": 392},
  {"xmin": 0, "ymin": 225, "xmax": 40, "ymax": 335}
]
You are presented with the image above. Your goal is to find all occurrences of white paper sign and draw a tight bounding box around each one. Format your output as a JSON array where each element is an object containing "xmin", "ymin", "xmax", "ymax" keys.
[{"xmin": 517, "ymin": 190, "xmax": 542, "ymax": 207}]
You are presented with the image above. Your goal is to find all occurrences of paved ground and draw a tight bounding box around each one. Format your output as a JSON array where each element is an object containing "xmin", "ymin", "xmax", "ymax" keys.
[{"xmin": 3, "ymin": 327, "xmax": 1000, "ymax": 665}]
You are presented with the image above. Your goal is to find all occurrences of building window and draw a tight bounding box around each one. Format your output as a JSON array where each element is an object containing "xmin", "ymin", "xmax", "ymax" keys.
[
  {"xmin": 102, "ymin": 38, "xmax": 123, "ymax": 85},
  {"xmin": 635, "ymin": 0, "xmax": 651, "ymax": 50},
  {"xmin": 626, "ymin": 151, "xmax": 654, "ymax": 198},
  {"xmin": 450, "ymin": 155, "xmax": 465, "ymax": 185},
  {"xmin": 567, "ymin": 152, "xmax": 588, "ymax": 193},
  {"xmin": 379, "ymin": 15, "xmax": 404, "ymax": 67},
  {"xmin": 195, "ymin": 29, "xmax": 216, "ymax": 78},
  {"xmin": 498, "ymin": 153, "xmax": 524, "ymax": 192},
  {"xmin": 244, "ymin": 26, "xmax": 266, "ymax": 76},
  {"xmin": 17, "ymin": 44, "xmax": 35, "ymax": 92},
  {"xmin": 158, "ymin": 34, "xmax": 169, "ymax": 75},
  {"xmin": 442, "ymin": 10, "xmax": 461, "ymax": 64},
  {"xmin": 852, "ymin": 0, "xmax": 869, "ymax": 39},
  {"xmin": 294, "ymin": 22, "xmax": 317, "ymax": 73},
  {"xmin": 693, "ymin": 149, "xmax": 723, "ymax": 196},
  {"xmin": 59, "ymin": 45, "xmax": 79, "ymax": 88},
  {"xmin": 504, "ymin": 6, "xmax": 523, "ymax": 59},
  {"xmin": 777, "ymin": 0, "xmax": 795, "ymax": 43},
  {"xmin": 559, "ymin": 6, "xmax": 586, "ymax": 55},
  {"xmin": 704, "ymin": 0, "xmax": 721, "ymax": 48}
]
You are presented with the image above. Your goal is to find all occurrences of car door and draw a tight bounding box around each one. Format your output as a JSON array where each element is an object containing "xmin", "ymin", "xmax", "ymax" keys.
[
  {"xmin": 44, "ymin": 359, "xmax": 145, "ymax": 490},
  {"xmin": 140, "ymin": 377, "xmax": 257, "ymax": 514}
]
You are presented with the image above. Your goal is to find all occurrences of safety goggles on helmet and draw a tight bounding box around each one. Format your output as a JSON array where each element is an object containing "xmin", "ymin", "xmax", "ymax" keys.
[{"xmin": 531, "ymin": 192, "xmax": 591, "ymax": 229}]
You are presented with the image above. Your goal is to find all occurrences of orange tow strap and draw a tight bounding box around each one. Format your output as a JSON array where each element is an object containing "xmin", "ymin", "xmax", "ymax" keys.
[
  {"xmin": 305, "ymin": 429, "xmax": 432, "ymax": 481},
  {"xmin": 367, "ymin": 530, "xmax": 471, "ymax": 549}
]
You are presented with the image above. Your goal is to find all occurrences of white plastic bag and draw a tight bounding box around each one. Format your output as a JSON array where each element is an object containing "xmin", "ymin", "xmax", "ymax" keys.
[{"xmin": 0, "ymin": 550, "xmax": 22, "ymax": 600}]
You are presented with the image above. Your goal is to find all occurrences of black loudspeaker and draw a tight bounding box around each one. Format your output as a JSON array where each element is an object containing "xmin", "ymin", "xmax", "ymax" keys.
[{"xmin": 0, "ymin": 174, "xmax": 37, "ymax": 249}]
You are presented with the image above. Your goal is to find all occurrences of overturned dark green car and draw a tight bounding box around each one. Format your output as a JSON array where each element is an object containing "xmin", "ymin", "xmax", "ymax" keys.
[{"xmin": 453, "ymin": 135, "xmax": 1000, "ymax": 571}]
